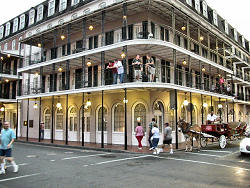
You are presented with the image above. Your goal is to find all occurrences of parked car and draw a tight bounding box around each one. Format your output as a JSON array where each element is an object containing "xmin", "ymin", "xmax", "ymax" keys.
[{"xmin": 240, "ymin": 132, "xmax": 250, "ymax": 155}]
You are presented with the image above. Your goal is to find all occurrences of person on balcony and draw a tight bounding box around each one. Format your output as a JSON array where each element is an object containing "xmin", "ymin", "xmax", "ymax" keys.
[
  {"xmin": 132, "ymin": 55, "xmax": 143, "ymax": 82},
  {"xmin": 219, "ymin": 77, "xmax": 225, "ymax": 93},
  {"xmin": 146, "ymin": 55, "xmax": 155, "ymax": 82},
  {"xmin": 107, "ymin": 61, "xmax": 118, "ymax": 84},
  {"xmin": 114, "ymin": 59, "xmax": 124, "ymax": 84}
]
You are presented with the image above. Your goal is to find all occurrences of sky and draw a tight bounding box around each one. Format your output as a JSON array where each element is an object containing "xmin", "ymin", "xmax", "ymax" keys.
[{"xmin": 0, "ymin": 0, "xmax": 249, "ymax": 40}]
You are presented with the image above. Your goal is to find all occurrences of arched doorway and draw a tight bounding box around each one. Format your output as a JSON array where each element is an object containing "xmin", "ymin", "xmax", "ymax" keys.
[
  {"xmin": 132, "ymin": 102, "xmax": 147, "ymax": 146},
  {"xmin": 79, "ymin": 106, "xmax": 91, "ymax": 143},
  {"xmin": 112, "ymin": 103, "xmax": 125, "ymax": 144},
  {"xmin": 68, "ymin": 106, "xmax": 78, "ymax": 141},
  {"xmin": 44, "ymin": 108, "xmax": 51, "ymax": 139},
  {"xmin": 153, "ymin": 101, "xmax": 164, "ymax": 133},
  {"xmin": 96, "ymin": 106, "xmax": 108, "ymax": 144},
  {"xmin": 55, "ymin": 108, "xmax": 63, "ymax": 140}
]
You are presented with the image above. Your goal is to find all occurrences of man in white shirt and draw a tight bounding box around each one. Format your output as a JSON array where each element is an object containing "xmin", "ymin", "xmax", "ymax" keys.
[
  {"xmin": 114, "ymin": 59, "xmax": 124, "ymax": 83},
  {"xmin": 207, "ymin": 111, "xmax": 218, "ymax": 124}
]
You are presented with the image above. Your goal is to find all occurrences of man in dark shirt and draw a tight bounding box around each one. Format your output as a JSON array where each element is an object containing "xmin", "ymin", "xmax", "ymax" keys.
[
  {"xmin": 132, "ymin": 55, "xmax": 142, "ymax": 81},
  {"xmin": 146, "ymin": 55, "xmax": 155, "ymax": 82},
  {"xmin": 107, "ymin": 61, "xmax": 118, "ymax": 84}
]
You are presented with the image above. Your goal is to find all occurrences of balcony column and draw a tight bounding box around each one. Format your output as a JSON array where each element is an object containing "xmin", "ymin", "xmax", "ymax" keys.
[
  {"xmin": 101, "ymin": 11, "xmax": 105, "ymax": 86},
  {"xmin": 0, "ymin": 58, "xmax": 2, "ymax": 73},
  {"xmin": 199, "ymin": 61, "xmax": 202, "ymax": 89},
  {"xmin": 171, "ymin": 8, "xmax": 176, "ymax": 43},
  {"xmin": 232, "ymin": 100, "xmax": 235, "ymax": 122},
  {"xmin": 67, "ymin": 24, "xmax": 71, "ymax": 55},
  {"xmin": 175, "ymin": 89, "xmax": 178, "ymax": 149},
  {"xmin": 66, "ymin": 61, "xmax": 70, "ymax": 90},
  {"xmin": 29, "ymin": 45, "xmax": 32, "ymax": 65},
  {"xmin": 209, "ymin": 64, "xmax": 212, "ymax": 90},
  {"xmin": 26, "ymin": 99, "xmax": 30, "ymax": 141},
  {"xmin": 215, "ymin": 38, "xmax": 219, "ymax": 64},
  {"xmin": 52, "ymin": 64, "xmax": 56, "ymax": 92},
  {"xmin": 66, "ymin": 94, "xmax": 69, "ymax": 145},
  {"xmin": 28, "ymin": 71, "xmax": 31, "ymax": 95},
  {"xmin": 124, "ymin": 88, "xmax": 127, "ymax": 150},
  {"xmin": 187, "ymin": 18, "xmax": 190, "ymax": 51},
  {"xmin": 82, "ymin": 93, "xmax": 85, "ymax": 146},
  {"xmin": 188, "ymin": 55, "xmax": 192, "ymax": 87},
  {"xmin": 18, "ymin": 41, "xmax": 23, "ymax": 68},
  {"xmin": 226, "ymin": 99, "xmax": 229, "ymax": 123},
  {"xmin": 40, "ymin": 35, "xmax": 44, "ymax": 62},
  {"xmin": 40, "ymin": 67, "xmax": 43, "ymax": 92},
  {"xmin": 16, "ymin": 100, "xmax": 18, "ymax": 140},
  {"xmin": 173, "ymin": 49, "xmax": 177, "ymax": 84},
  {"xmin": 122, "ymin": 2, "xmax": 128, "ymax": 41},
  {"xmin": 123, "ymin": 46, "xmax": 128, "ymax": 83},
  {"xmin": 207, "ymin": 33, "xmax": 211, "ymax": 60},
  {"xmin": 38, "ymin": 97, "xmax": 42, "ymax": 142},
  {"xmin": 82, "ymin": 18, "xmax": 86, "ymax": 51},
  {"xmin": 223, "ymin": 43, "xmax": 226, "ymax": 67},
  {"xmin": 190, "ymin": 92, "xmax": 192, "ymax": 126},
  {"xmin": 51, "ymin": 96, "xmax": 54, "ymax": 143},
  {"xmin": 101, "ymin": 90, "xmax": 104, "ymax": 148},
  {"xmin": 243, "ymin": 86, "xmax": 246, "ymax": 101},
  {"xmin": 198, "ymin": 27, "xmax": 202, "ymax": 56},
  {"xmin": 82, "ymin": 56, "xmax": 85, "ymax": 88},
  {"xmin": 242, "ymin": 67, "xmax": 245, "ymax": 81},
  {"xmin": 201, "ymin": 94, "xmax": 204, "ymax": 124}
]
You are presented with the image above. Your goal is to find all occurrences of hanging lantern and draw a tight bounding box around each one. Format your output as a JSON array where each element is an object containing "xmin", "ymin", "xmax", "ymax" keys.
[
  {"xmin": 203, "ymin": 103, "xmax": 208, "ymax": 108},
  {"xmin": 38, "ymin": 43, "xmax": 42, "ymax": 47},
  {"xmin": 89, "ymin": 25, "xmax": 94, "ymax": 31},
  {"xmin": 86, "ymin": 99, "xmax": 91, "ymax": 107},
  {"xmin": 121, "ymin": 51, "xmax": 126, "ymax": 59},
  {"xmin": 0, "ymin": 107, "xmax": 5, "ymax": 112},
  {"xmin": 218, "ymin": 104, "xmax": 223, "ymax": 109},
  {"xmin": 34, "ymin": 72, "xmax": 39, "ymax": 77},
  {"xmin": 200, "ymin": 36, "xmax": 204, "ymax": 41},
  {"xmin": 182, "ymin": 59, "xmax": 187, "ymax": 65},
  {"xmin": 33, "ymin": 103, "xmax": 38, "ymax": 109},
  {"xmin": 58, "ymin": 67, "xmax": 63, "ymax": 72},
  {"xmin": 60, "ymin": 35, "xmax": 66, "ymax": 40},
  {"xmin": 87, "ymin": 59, "xmax": 92, "ymax": 67},
  {"xmin": 201, "ymin": 66, "xmax": 206, "ymax": 72},
  {"xmin": 7, "ymin": 54, "xmax": 11, "ymax": 58},
  {"xmin": 181, "ymin": 26, "xmax": 186, "ymax": 31},
  {"xmin": 183, "ymin": 92, "xmax": 188, "ymax": 106}
]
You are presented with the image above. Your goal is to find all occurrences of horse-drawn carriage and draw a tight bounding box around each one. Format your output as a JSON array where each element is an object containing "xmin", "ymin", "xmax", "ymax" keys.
[
  {"xmin": 178, "ymin": 119, "xmax": 247, "ymax": 151},
  {"xmin": 201, "ymin": 122, "xmax": 247, "ymax": 149}
]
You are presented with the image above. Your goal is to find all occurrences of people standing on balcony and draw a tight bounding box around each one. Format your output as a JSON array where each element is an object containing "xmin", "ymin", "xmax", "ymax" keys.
[
  {"xmin": 107, "ymin": 61, "xmax": 118, "ymax": 84},
  {"xmin": 132, "ymin": 55, "xmax": 143, "ymax": 82},
  {"xmin": 219, "ymin": 76, "xmax": 225, "ymax": 93},
  {"xmin": 226, "ymin": 82, "xmax": 231, "ymax": 95},
  {"xmin": 114, "ymin": 59, "xmax": 124, "ymax": 84},
  {"xmin": 135, "ymin": 122, "xmax": 144, "ymax": 150},
  {"xmin": 146, "ymin": 55, "xmax": 155, "ymax": 82}
]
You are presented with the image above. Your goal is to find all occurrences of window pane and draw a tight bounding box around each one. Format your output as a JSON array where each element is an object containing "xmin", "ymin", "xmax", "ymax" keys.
[
  {"xmin": 134, "ymin": 103, "xmax": 146, "ymax": 131},
  {"xmin": 114, "ymin": 104, "xmax": 124, "ymax": 132},
  {"xmin": 98, "ymin": 107, "xmax": 107, "ymax": 131}
]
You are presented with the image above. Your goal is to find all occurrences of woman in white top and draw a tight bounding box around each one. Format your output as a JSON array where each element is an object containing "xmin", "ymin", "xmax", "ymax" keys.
[{"xmin": 151, "ymin": 123, "xmax": 160, "ymax": 154}]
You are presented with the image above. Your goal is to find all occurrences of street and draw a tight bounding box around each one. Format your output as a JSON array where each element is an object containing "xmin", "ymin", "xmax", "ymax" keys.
[{"xmin": 0, "ymin": 142, "xmax": 249, "ymax": 188}]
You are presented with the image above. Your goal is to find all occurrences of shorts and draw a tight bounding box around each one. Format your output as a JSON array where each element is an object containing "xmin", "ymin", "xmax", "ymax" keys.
[
  {"xmin": 0, "ymin": 148, "xmax": 12, "ymax": 157},
  {"xmin": 148, "ymin": 66, "xmax": 155, "ymax": 74},
  {"xmin": 163, "ymin": 139, "xmax": 172, "ymax": 145},
  {"xmin": 134, "ymin": 70, "xmax": 142, "ymax": 79}
]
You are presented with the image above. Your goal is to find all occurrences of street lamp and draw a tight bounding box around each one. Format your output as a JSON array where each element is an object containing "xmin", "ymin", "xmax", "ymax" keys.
[
  {"xmin": 0, "ymin": 106, "xmax": 5, "ymax": 112},
  {"xmin": 123, "ymin": 98, "xmax": 128, "ymax": 104},
  {"xmin": 183, "ymin": 92, "xmax": 188, "ymax": 106}
]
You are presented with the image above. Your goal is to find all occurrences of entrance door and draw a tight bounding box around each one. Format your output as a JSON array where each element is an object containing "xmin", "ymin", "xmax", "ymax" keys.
[
  {"xmin": 80, "ymin": 107, "xmax": 91, "ymax": 143},
  {"xmin": 153, "ymin": 101, "xmax": 164, "ymax": 145},
  {"xmin": 68, "ymin": 107, "xmax": 78, "ymax": 141},
  {"xmin": 96, "ymin": 106, "xmax": 107, "ymax": 144}
]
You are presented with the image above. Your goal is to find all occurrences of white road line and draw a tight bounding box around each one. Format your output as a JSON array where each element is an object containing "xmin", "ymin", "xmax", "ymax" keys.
[
  {"xmin": 186, "ymin": 152, "xmax": 222, "ymax": 158},
  {"xmin": 26, "ymin": 155, "xmax": 37, "ymax": 158},
  {"xmin": 0, "ymin": 173, "xmax": 40, "ymax": 182},
  {"xmin": 64, "ymin": 152, "xmax": 74, "ymax": 154},
  {"xmin": 85, "ymin": 155, "xmax": 152, "ymax": 166},
  {"xmin": 220, "ymin": 151, "xmax": 239, "ymax": 158},
  {"xmin": 6, "ymin": 163, "xmax": 28, "ymax": 168},
  {"xmin": 155, "ymin": 156, "xmax": 250, "ymax": 172},
  {"xmin": 61, "ymin": 153, "xmax": 112, "ymax": 160},
  {"xmin": 47, "ymin": 153, "xmax": 57, "ymax": 156},
  {"xmin": 201, "ymin": 150, "xmax": 232, "ymax": 153}
]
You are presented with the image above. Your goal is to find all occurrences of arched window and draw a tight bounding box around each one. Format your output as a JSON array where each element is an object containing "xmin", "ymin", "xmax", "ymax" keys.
[
  {"xmin": 153, "ymin": 101, "xmax": 164, "ymax": 132},
  {"xmin": 80, "ymin": 106, "xmax": 91, "ymax": 132},
  {"xmin": 69, "ymin": 107, "xmax": 77, "ymax": 131},
  {"xmin": 134, "ymin": 103, "xmax": 146, "ymax": 131},
  {"xmin": 113, "ymin": 104, "xmax": 124, "ymax": 132},
  {"xmin": 44, "ymin": 108, "xmax": 51, "ymax": 129},
  {"xmin": 56, "ymin": 108, "xmax": 63, "ymax": 130},
  {"xmin": 97, "ymin": 107, "xmax": 107, "ymax": 131}
]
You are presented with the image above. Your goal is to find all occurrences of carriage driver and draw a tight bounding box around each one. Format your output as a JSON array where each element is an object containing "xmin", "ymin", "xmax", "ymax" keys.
[{"xmin": 206, "ymin": 111, "xmax": 219, "ymax": 124}]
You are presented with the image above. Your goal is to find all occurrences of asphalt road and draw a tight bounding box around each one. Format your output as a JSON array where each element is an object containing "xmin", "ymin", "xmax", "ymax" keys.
[{"xmin": 0, "ymin": 142, "xmax": 249, "ymax": 188}]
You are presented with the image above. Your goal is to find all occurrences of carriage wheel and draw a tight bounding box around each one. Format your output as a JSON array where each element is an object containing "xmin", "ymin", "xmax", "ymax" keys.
[
  {"xmin": 219, "ymin": 135, "xmax": 227, "ymax": 149},
  {"xmin": 200, "ymin": 136, "xmax": 207, "ymax": 148}
]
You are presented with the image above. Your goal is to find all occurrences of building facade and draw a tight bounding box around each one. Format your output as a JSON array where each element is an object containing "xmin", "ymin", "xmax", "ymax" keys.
[{"xmin": 0, "ymin": 0, "xmax": 249, "ymax": 147}]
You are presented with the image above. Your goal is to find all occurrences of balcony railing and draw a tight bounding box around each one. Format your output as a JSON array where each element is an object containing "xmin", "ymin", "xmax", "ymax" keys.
[
  {"xmin": 20, "ymin": 64, "xmax": 233, "ymax": 97},
  {"xmin": 21, "ymin": 22, "xmax": 232, "ymax": 71},
  {"xmin": 0, "ymin": 69, "xmax": 18, "ymax": 75}
]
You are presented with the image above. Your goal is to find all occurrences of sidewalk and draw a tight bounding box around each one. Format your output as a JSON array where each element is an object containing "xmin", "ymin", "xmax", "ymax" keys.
[{"xmin": 17, "ymin": 137, "xmax": 194, "ymax": 154}]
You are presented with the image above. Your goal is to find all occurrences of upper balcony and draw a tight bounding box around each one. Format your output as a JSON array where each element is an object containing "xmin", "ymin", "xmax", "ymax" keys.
[
  {"xmin": 0, "ymin": 51, "xmax": 23, "ymax": 80},
  {"xmin": 18, "ymin": 0, "xmax": 234, "ymax": 74}
]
